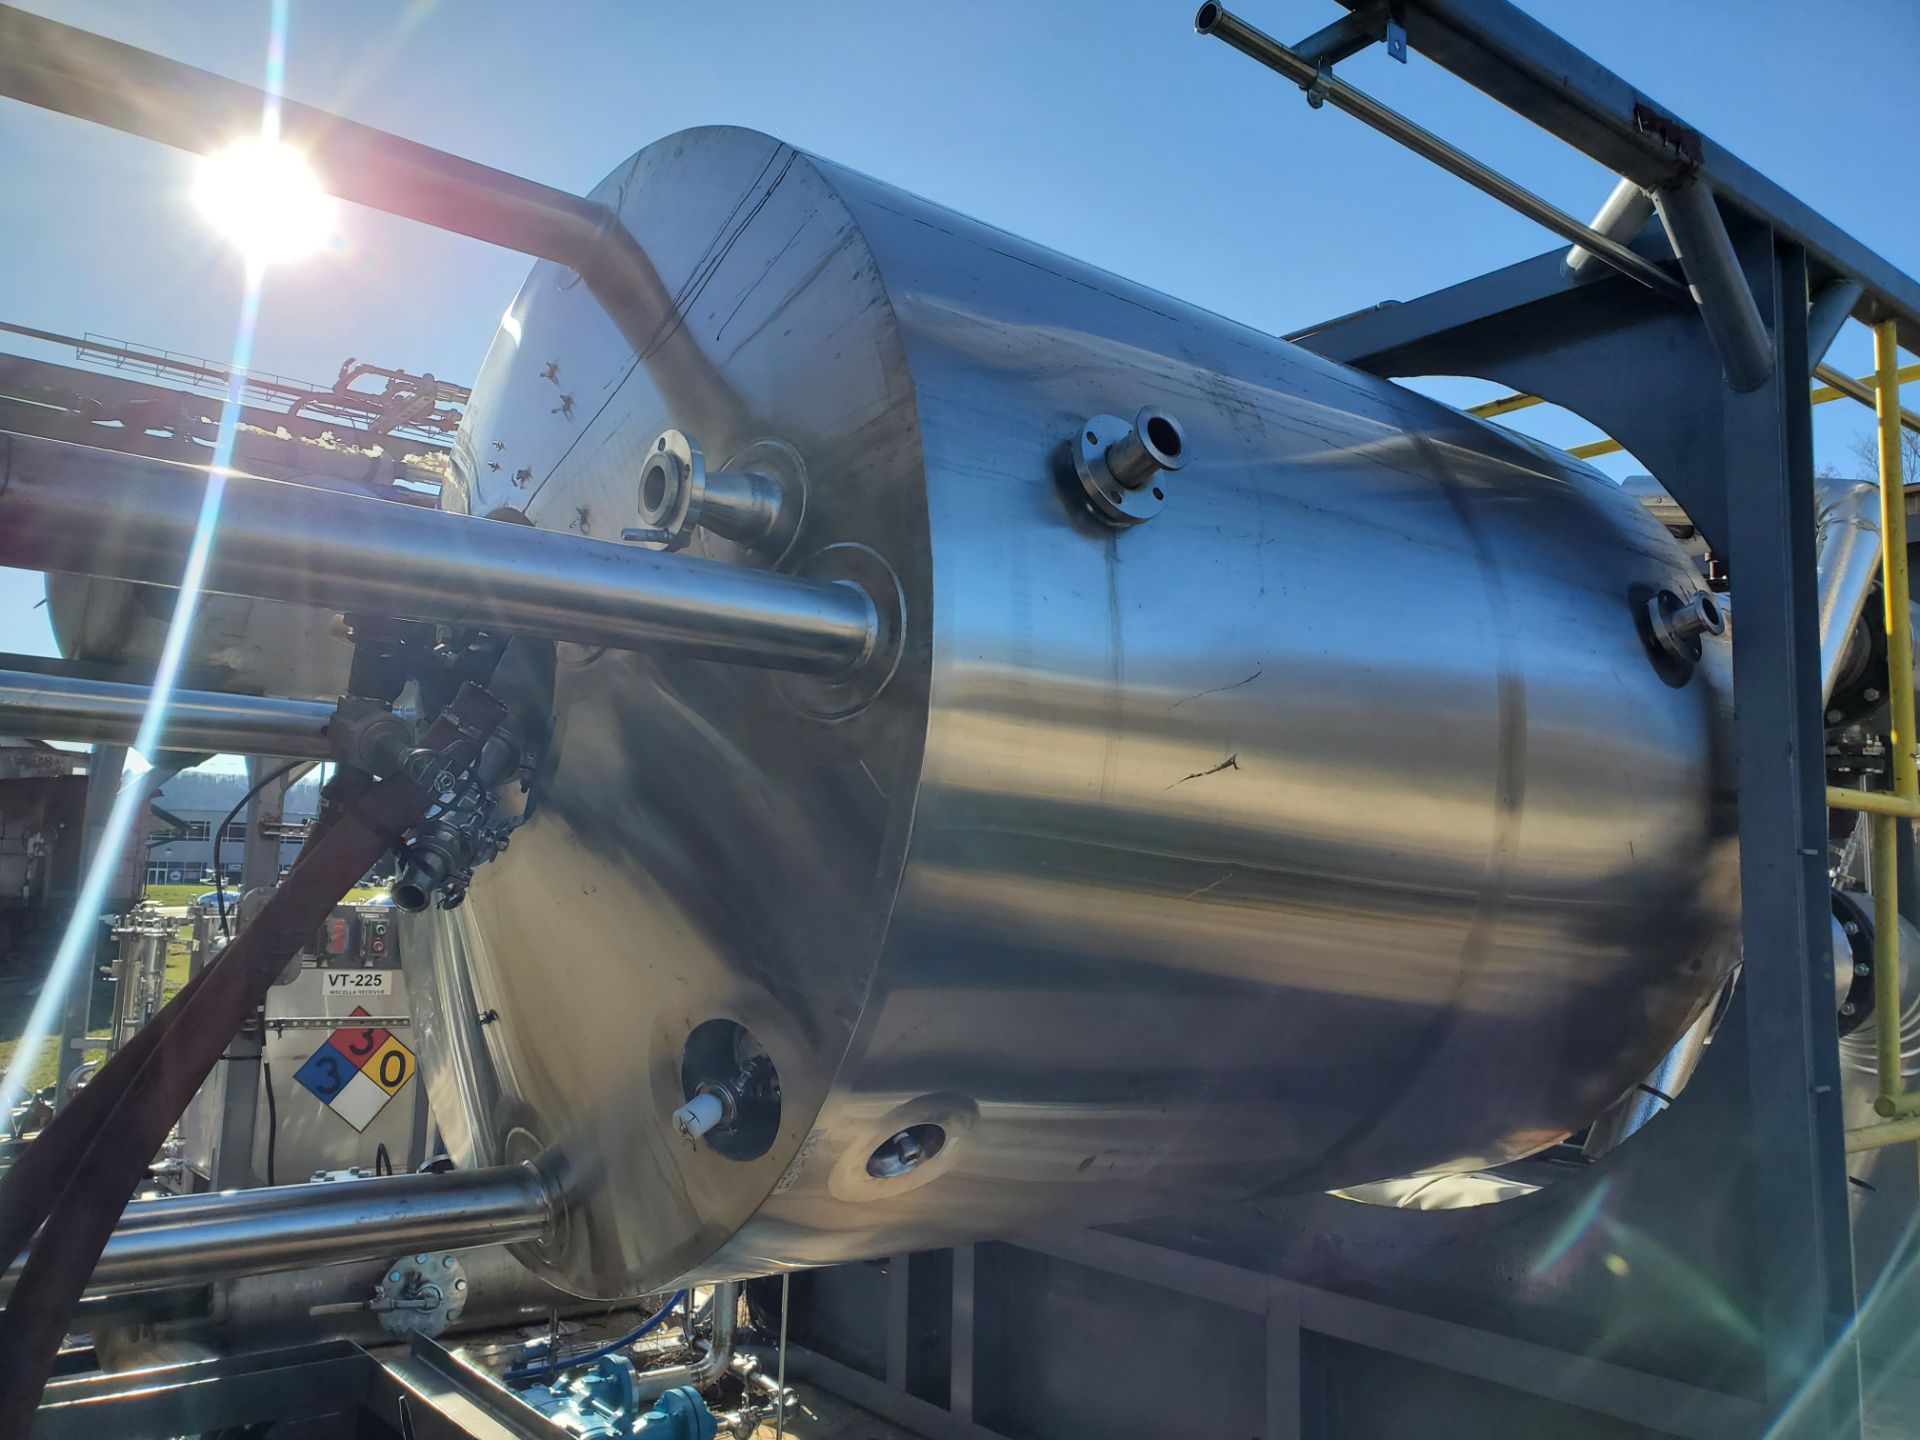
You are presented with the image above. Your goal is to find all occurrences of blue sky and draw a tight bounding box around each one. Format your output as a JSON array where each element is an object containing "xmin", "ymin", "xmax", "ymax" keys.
[{"xmin": 4, "ymin": 0, "xmax": 1917, "ymax": 682}]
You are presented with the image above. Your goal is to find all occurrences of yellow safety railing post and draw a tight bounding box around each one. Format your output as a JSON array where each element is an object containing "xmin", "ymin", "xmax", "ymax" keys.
[
  {"xmin": 1868, "ymin": 317, "xmax": 1917, "ymax": 1125},
  {"xmin": 1466, "ymin": 360, "xmax": 1919, "ymax": 466}
]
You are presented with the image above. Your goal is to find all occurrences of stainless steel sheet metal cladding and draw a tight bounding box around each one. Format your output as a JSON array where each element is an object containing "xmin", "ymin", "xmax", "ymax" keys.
[{"xmin": 401, "ymin": 127, "xmax": 1739, "ymax": 1298}]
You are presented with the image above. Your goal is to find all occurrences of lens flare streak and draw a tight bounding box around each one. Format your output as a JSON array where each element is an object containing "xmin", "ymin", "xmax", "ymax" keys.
[{"xmin": 0, "ymin": 0, "xmax": 295, "ymax": 1113}]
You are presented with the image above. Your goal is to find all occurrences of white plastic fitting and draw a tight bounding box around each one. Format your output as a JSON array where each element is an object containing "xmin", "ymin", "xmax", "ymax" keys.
[{"xmin": 672, "ymin": 1090, "xmax": 728, "ymax": 1142}]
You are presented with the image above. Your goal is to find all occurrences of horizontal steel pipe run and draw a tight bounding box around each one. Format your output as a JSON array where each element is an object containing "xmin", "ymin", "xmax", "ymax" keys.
[
  {"xmin": 0, "ymin": 433, "xmax": 877, "ymax": 675},
  {"xmin": 0, "ymin": 668, "xmax": 335, "ymax": 760},
  {"xmin": 4, "ymin": 1164, "xmax": 553, "ymax": 1298}
]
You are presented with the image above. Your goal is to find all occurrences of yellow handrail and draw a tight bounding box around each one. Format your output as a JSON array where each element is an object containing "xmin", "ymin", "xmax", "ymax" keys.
[
  {"xmin": 1841, "ymin": 320, "xmax": 1920, "ymax": 1148},
  {"xmin": 1814, "ymin": 359, "xmax": 1920, "ymax": 405},
  {"xmin": 1466, "ymin": 359, "xmax": 1920, "ymax": 461},
  {"xmin": 1829, "ymin": 788, "xmax": 1920, "ymax": 821}
]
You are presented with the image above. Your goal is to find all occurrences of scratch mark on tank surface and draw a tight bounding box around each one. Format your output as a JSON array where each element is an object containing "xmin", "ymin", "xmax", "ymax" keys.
[
  {"xmin": 1168, "ymin": 669, "xmax": 1263, "ymax": 711},
  {"xmin": 1182, "ymin": 870, "xmax": 1235, "ymax": 899},
  {"xmin": 715, "ymin": 218, "xmax": 813, "ymax": 340},
  {"xmin": 858, "ymin": 759, "xmax": 888, "ymax": 801},
  {"xmin": 1099, "ymin": 534, "xmax": 1125, "ymax": 804},
  {"xmin": 641, "ymin": 151, "xmax": 798, "ymax": 365},
  {"xmin": 1166, "ymin": 754, "xmax": 1240, "ymax": 790},
  {"xmin": 719, "ymin": 230, "xmax": 864, "ymax": 366}
]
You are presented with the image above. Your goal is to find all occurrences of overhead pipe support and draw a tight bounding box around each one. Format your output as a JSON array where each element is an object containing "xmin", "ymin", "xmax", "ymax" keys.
[
  {"xmin": 1192, "ymin": 3, "xmax": 1688, "ymax": 305},
  {"xmin": 1652, "ymin": 176, "xmax": 1775, "ymax": 392}
]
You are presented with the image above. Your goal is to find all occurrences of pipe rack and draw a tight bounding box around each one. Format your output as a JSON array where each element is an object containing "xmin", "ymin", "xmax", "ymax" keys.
[{"xmin": 1191, "ymin": 4, "xmax": 1688, "ymax": 307}]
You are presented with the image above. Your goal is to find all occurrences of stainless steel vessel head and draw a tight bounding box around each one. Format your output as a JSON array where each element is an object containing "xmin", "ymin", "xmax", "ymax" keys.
[{"xmin": 405, "ymin": 127, "xmax": 1738, "ymax": 1298}]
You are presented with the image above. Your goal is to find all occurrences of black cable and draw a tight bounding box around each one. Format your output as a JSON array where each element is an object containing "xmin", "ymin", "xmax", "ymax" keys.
[
  {"xmin": 374, "ymin": 1142, "xmax": 392, "ymax": 1177},
  {"xmin": 261, "ymin": 1060, "xmax": 277, "ymax": 1188},
  {"xmin": 214, "ymin": 761, "xmax": 302, "ymax": 939}
]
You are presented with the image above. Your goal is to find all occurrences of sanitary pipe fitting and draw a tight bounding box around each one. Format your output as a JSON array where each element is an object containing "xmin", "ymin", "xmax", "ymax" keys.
[
  {"xmin": 1073, "ymin": 407, "xmax": 1188, "ymax": 526},
  {"xmin": 1647, "ymin": 588, "xmax": 1725, "ymax": 664},
  {"xmin": 627, "ymin": 429, "xmax": 801, "ymax": 557}
]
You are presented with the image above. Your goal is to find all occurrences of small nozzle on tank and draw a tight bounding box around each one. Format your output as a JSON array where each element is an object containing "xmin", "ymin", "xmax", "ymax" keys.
[
  {"xmin": 671, "ymin": 1086, "xmax": 734, "ymax": 1143},
  {"xmin": 1073, "ymin": 406, "xmax": 1189, "ymax": 526},
  {"xmin": 1105, "ymin": 408, "xmax": 1188, "ymax": 490},
  {"xmin": 627, "ymin": 428, "xmax": 801, "ymax": 556},
  {"xmin": 1647, "ymin": 588, "xmax": 1725, "ymax": 665}
]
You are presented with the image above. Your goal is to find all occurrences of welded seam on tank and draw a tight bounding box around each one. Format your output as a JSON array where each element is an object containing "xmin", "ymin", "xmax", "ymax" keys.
[
  {"xmin": 521, "ymin": 148, "xmax": 797, "ymax": 513},
  {"xmin": 1260, "ymin": 419, "xmax": 1527, "ymax": 1193}
]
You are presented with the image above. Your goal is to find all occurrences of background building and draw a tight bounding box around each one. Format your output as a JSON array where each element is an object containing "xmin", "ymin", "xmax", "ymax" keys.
[{"xmin": 143, "ymin": 769, "xmax": 320, "ymax": 887}]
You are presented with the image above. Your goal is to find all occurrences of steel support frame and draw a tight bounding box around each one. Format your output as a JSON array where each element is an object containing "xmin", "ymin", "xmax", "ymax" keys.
[
  {"xmin": 33, "ymin": 1336, "xmax": 571, "ymax": 1439},
  {"xmin": 788, "ymin": 1233, "xmax": 1771, "ymax": 1440},
  {"xmin": 1298, "ymin": 224, "xmax": 1859, "ymax": 1435},
  {"xmin": 1324, "ymin": 0, "xmax": 1920, "ymax": 349},
  {"xmin": 778, "ymin": 229, "xmax": 1866, "ymax": 1440}
]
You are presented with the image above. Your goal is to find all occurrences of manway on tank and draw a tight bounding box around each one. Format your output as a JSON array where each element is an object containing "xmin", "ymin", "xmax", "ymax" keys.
[{"xmin": 397, "ymin": 126, "xmax": 1739, "ymax": 1298}]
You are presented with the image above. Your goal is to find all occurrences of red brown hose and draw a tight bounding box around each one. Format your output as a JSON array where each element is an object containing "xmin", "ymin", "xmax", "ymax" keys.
[
  {"xmin": 0, "ymin": 769, "xmax": 421, "ymax": 1432},
  {"xmin": 0, "ymin": 767, "xmax": 376, "ymax": 1279}
]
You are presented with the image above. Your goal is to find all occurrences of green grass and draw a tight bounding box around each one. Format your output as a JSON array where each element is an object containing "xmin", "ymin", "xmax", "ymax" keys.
[
  {"xmin": 0, "ymin": 926, "xmax": 193, "ymax": 1095},
  {"xmin": 0, "ymin": 887, "xmax": 389, "ymax": 1098},
  {"xmin": 0, "ymin": 883, "xmax": 385, "ymax": 1097},
  {"xmin": 143, "ymin": 883, "xmax": 387, "ymax": 908}
]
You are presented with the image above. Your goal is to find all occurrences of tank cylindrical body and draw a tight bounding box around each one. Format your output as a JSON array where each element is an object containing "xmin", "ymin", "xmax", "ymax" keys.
[{"xmin": 404, "ymin": 128, "xmax": 1738, "ymax": 1298}]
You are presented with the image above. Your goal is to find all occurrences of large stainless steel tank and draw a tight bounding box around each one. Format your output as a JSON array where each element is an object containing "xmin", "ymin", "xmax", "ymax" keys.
[{"xmin": 404, "ymin": 127, "xmax": 1738, "ymax": 1298}]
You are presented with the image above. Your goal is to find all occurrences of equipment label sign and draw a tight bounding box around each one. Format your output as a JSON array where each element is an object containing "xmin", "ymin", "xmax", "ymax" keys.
[
  {"xmin": 292, "ymin": 1006, "xmax": 416, "ymax": 1131},
  {"xmin": 324, "ymin": 970, "xmax": 392, "ymax": 996}
]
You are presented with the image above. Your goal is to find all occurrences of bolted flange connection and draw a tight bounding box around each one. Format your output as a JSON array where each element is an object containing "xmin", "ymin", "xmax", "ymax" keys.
[
  {"xmin": 371, "ymin": 1251, "xmax": 468, "ymax": 1337},
  {"xmin": 1073, "ymin": 407, "xmax": 1188, "ymax": 526},
  {"xmin": 1647, "ymin": 588, "xmax": 1724, "ymax": 665}
]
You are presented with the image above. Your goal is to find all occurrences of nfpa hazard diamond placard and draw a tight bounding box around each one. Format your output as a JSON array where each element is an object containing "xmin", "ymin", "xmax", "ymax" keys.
[{"xmin": 292, "ymin": 1005, "xmax": 416, "ymax": 1132}]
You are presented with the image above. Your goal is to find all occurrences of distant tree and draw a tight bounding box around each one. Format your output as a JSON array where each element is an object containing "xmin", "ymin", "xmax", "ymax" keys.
[{"xmin": 1850, "ymin": 423, "xmax": 1920, "ymax": 484}]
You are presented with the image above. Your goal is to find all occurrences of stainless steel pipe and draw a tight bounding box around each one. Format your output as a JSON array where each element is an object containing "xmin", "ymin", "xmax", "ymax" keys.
[
  {"xmin": 81, "ymin": 1244, "xmax": 630, "ymax": 1350},
  {"xmin": 0, "ymin": 433, "xmax": 877, "ymax": 675},
  {"xmin": 1808, "ymin": 280, "xmax": 1866, "ymax": 367},
  {"xmin": 0, "ymin": 4, "xmax": 745, "ymax": 434},
  {"xmin": 1815, "ymin": 477, "xmax": 1885, "ymax": 705},
  {"xmin": 0, "ymin": 668, "xmax": 335, "ymax": 760},
  {"xmin": 631, "ymin": 1282, "xmax": 739, "ymax": 1405},
  {"xmin": 1192, "ymin": 3, "xmax": 1688, "ymax": 304},
  {"xmin": 1653, "ymin": 176, "xmax": 1775, "ymax": 392},
  {"xmin": 4, "ymin": 1164, "xmax": 553, "ymax": 1298},
  {"xmin": 1564, "ymin": 178, "xmax": 1654, "ymax": 280}
]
